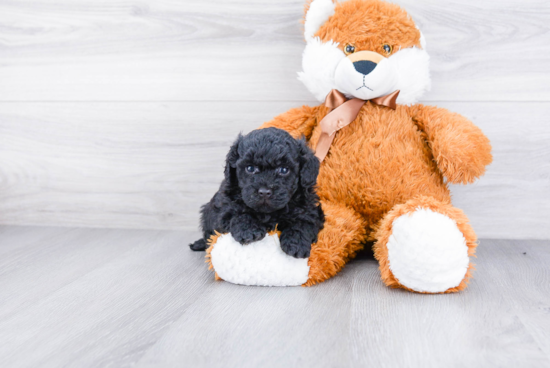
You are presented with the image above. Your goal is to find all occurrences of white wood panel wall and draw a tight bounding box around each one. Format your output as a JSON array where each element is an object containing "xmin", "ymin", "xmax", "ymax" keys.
[{"xmin": 0, "ymin": 0, "xmax": 548, "ymax": 239}]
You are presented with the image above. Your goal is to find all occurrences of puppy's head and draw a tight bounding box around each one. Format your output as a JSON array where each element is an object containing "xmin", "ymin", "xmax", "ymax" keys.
[
  {"xmin": 223, "ymin": 128, "xmax": 319, "ymax": 213},
  {"xmin": 298, "ymin": 0, "xmax": 430, "ymax": 104}
]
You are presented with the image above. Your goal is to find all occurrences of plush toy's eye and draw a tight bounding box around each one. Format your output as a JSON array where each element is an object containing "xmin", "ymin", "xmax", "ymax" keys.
[
  {"xmin": 344, "ymin": 44, "xmax": 356, "ymax": 55},
  {"xmin": 382, "ymin": 44, "xmax": 393, "ymax": 55},
  {"xmin": 277, "ymin": 167, "xmax": 290, "ymax": 175},
  {"xmin": 246, "ymin": 165, "xmax": 258, "ymax": 174}
]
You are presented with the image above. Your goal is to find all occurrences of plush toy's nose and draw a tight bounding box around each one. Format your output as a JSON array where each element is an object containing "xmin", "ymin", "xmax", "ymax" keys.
[
  {"xmin": 258, "ymin": 187, "xmax": 272, "ymax": 198},
  {"xmin": 348, "ymin": 50, "xmax": 384, "ymax": 76},
  {"xmin": 353, "ymin": 60, "xmax": 377, "ymax": 75}
]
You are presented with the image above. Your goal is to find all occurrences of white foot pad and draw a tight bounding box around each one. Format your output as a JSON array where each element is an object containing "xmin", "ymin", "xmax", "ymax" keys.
[
  {"xmin": 210, "ymin": 233, "xmax": 310, "ymax": 287},
  {"xmin": 387, "ymin": 208, "xmax": 469, "ymax": 293}
]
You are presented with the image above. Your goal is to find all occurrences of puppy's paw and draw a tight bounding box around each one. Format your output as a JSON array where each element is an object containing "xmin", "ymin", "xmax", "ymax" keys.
[
  {"xmin": 279, "ymin": 231, "xmax": 311, "ymax": 258},
  {"xmin": 189, "ymin": 238, "xmax": 207, "ymax": 251},
  {"xmin": 229, "ymin": 214, "xmax": 268, "ymax": 245},
  {"xmin": 232, "ymin": 226, "xmax": 266, "ymax": 245}
]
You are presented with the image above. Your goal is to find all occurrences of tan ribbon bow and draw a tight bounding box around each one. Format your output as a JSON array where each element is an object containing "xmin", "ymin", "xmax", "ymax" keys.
[{"xmin": 314, "ymin": 89, "xmax": 400, "ymax": 161}]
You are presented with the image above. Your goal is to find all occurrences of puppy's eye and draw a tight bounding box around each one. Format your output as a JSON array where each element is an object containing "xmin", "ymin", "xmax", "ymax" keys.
[
  {"xmin": 246, "ymin": 165, "xmax": 257, "ymax": 174},
  {"xmin": 277, "ymin": 167, "xmax": 289, "ymax": 175},
  {"xmin": 344, "ymin": 44, "xmax": 355, "ymax": 55},
  {"xmin": 382, "ymin": 44, "xmax": 392, "ymax": 55}
]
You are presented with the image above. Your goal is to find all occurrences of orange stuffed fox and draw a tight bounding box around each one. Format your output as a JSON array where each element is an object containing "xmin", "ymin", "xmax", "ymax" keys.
[{"xmin": 207, "ymin": 0, "xmax": 492, "ymax": 293}]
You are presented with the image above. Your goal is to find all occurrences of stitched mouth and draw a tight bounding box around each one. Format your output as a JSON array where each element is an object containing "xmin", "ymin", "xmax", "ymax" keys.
[
  {"xmin": 356, "ymin": 75, "xmax": 373, "ymax": 91},
  {"xmin": 356, "ymin": 85, "xmax": 373, "ymax": 91}
]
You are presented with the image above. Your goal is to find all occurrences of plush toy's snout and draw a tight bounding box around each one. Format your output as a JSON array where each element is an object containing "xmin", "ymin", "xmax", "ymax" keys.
[
  {"xmin": 348, "ymin": 50, "xmax": 384, "ymax": 75},
  {"xmin": 335, "ymin": 52, "xmax": 398, "ymax": 100}
]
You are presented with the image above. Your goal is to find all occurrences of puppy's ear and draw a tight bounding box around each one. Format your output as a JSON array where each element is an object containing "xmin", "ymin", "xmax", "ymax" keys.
[
  {"xmin": 223, "ymin": 134, "xmax": 243, "ymax": 194},
  {"xmin": 297, "ymin": 137, "xmax": 320, "ymax": 194}
]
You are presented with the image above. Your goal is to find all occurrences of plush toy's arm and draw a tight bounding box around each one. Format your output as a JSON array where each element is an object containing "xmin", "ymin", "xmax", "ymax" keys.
[
  {"xmin": 408, "ymin": 104, "xmax": 493, "ymax": 184},
  {"xmin": 259, "ymin": 105, "xmax": 322, "ymax": 140}
]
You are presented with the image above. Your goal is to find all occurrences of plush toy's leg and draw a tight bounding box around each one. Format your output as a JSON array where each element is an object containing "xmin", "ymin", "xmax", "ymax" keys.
[
  {"xmin": 373, "ymin": 196, "xmax": 477, "ymax": 293},
  {"xmin": 305, "ymin": 201, "xmax": 367, "ymax": 286}
]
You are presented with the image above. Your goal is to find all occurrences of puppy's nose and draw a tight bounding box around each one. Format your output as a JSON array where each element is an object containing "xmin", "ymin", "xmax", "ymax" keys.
[
  {"xmin": 258, "ymin": 187, "xmax": 272, "ymax": 198},
  {"xmin": 353, "ymin": 60, "xmax": 377, "ymax": 75}
]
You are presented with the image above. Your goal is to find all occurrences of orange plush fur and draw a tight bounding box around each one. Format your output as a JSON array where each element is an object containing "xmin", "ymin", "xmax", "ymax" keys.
[{"xmin": 259, "ymin": 0, "xmax": 492, "ymax": 292}]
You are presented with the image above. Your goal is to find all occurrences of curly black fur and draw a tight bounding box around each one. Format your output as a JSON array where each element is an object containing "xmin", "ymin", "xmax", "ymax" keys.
[{"xmin": 189, "ymin": 128, "xmax": 324, "ymax": 258}]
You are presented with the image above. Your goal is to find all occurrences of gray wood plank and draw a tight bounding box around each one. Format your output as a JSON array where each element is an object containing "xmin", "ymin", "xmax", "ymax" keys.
[
  {"xmin": 0, "ymin": 226, "xmax": 178, "ymax": 320},
  {"xmin": 1, "ymin": 227, "xmax": 548, "ymax": 368},
  {"xmin": 137, "ymin": 271, "xmax": 355, "ymax": 368},
  {"xmin": 348, "ymin": 239, "xmax": 550, "ymax": 368},
  {"xmin": 479, "ymin": 240, "xmax": 550, "ymax": 360},
  {"xmin": 1, "ymin": 101, "xmax": 548, "ymax": 239},
  {"xmin": 133, "ymin": 240, "xmax": 550, "ymax": 368},
  {"xmin": 0, "ymin": 0, "xmax": 548, "ymax": 102},
  {"xmin": 0, "ymin": 226, "xmax": 72, "ymax": 257},
  {"xmin": 448, "ymin": 102, "xmax": 550, "ymax": 239},
  {"xmin": 0, "ymin": 226, "xmax": 208, "ymax": 367},
  {"xmin": 136, "ymin": 239, "xmax": 550, "ymax": 368}
]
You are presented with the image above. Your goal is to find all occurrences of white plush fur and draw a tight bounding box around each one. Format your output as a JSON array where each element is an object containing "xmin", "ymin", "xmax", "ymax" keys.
[
  {"xmin": 386, "ymin": 208, "xmax": 470, "ymax": 293},
  {"xmin": 390, "ymin": 46, "xmax": 431, "ymax": 105},
  {"xmin": 297, "ymin": 38, "xmax": 345, "ymax": 102},
  {"xmin": 210, "ymin": 233, "xmax": 310, "ymax": 287},
  {"xmin": 304, "ymin": 0, "xmax": 336, "ymax": 40}
]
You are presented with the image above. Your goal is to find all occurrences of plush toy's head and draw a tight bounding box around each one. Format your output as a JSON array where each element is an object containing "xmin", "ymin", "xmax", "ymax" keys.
[{"xmin": 298, "ymin": 0, "xmax": 430, "ymax": 104}]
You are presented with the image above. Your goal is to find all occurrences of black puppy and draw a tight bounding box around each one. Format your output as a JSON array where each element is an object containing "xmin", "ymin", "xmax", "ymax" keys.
[{"xmin": 189, "ymin": 128, "xmax": 324, "ymax": 258}]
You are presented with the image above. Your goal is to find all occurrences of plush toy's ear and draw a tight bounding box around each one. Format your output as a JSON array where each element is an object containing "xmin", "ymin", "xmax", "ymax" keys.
[
  {"xmin": 223, "ymin": 134, "xmax": 243, "ymax": 195},
  {"xmin": 297, "ymin": 138, "xmax": 320, "ymax": 196},
  {"xmin": 303, "ymin": 0, "xmax": 335, "ymax": 40}
]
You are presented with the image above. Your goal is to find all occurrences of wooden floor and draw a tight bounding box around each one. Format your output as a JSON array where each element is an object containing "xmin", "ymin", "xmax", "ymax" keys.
[{"xmin": 0, "ymin": 226, "xmax": 549, "ymax": 368}]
